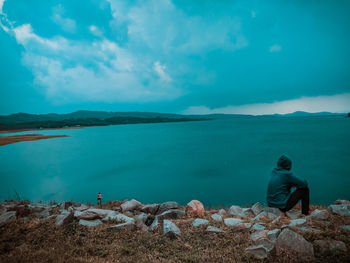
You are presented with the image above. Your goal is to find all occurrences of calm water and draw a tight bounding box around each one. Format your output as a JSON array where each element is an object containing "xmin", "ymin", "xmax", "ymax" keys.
[{"xmin": 0, "ymin": 116, "xmax": 349, "ymax": 207}]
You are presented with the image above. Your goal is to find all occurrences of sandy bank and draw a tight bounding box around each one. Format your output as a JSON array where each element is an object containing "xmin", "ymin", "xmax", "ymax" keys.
[
  {"xmin": 0, "ymin": 126, "xmax": 84, "ymax": 134},
  {"xmin": 0, "ymin": 134, "xmax": 69, "ymax": 146}
]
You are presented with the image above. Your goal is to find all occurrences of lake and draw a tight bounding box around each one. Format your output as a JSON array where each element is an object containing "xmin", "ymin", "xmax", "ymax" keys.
[{"xmin": 0, "ymin": 116, "xmax": 349, "ymax": 207}]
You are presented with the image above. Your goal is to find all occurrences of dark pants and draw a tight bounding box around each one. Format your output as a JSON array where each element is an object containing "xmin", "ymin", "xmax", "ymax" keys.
[
  {"xmin": 280, "ymin": 187, "xmax": 310, "ymax": 215},
  {"xmin": 97, "ymin": 198, "xmax": 102, "ymax": 206}
]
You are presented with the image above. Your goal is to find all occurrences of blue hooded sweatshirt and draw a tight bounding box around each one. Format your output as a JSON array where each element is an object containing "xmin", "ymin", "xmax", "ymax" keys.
[{"xmin": 266, "ymin": 155, "xmax": 308, "ymax": 209}]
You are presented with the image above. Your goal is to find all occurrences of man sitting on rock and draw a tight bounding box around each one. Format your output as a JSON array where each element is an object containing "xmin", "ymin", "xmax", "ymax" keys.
[{"xmin": 267, "ymin": 155, "xmax": 310, "ymax": 215}]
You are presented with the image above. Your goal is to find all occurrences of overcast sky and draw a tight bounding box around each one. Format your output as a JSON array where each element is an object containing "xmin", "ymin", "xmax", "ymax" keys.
[{"xmin": 0, "ymin": 0, "xmax": 349, "ymax": 115}]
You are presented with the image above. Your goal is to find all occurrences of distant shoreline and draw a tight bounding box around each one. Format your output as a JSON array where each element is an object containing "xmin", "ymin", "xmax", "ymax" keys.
[
  {"xmin": 0, "ymin": 126, "xmax": 84, "ymax": 134},
  {"xmin": 0, "ymin": 134, "xmax": 69, "ymax": 146}
]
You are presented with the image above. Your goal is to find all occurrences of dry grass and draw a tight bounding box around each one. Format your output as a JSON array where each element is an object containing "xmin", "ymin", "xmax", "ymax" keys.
[{"xmin": 0, "ymin": 205, "xmax": 349, "ymax": 263}]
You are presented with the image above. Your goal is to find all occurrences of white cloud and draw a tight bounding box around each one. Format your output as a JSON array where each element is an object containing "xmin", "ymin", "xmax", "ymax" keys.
[
  {"xmin": 269, "ymin": 44, "xmax": 282, "ymax": 53},
  {"xmin": 182, "ymin": 93, "xmax": 350, "ymax": 115},
  {"xmin": 153, "ymin": 61, "xmax": 172, "ymax": 82},
  {"xmin": 89, "ymin": 25, "xmax": 103, "ymax": 37},
  {"xmin": 51, "ymin": 14, "xmax": 76, "ymax": 33}
]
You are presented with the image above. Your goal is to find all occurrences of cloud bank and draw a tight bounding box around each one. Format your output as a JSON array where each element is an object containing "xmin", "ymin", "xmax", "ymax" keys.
[{"xmin": 182, "ymin": 93, "xmax": 350, "ymax": 115}]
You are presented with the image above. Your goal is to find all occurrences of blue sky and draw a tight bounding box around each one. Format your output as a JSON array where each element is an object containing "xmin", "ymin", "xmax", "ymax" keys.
[{"xmin": 0, "ymin": 0, "xmax": 349, "ymax": 115}]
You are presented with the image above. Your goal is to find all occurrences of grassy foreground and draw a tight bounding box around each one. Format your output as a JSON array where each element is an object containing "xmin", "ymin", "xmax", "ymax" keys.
[{"xmin": 0, "ymin": 203, "xmax": 349, "ymax": 263}]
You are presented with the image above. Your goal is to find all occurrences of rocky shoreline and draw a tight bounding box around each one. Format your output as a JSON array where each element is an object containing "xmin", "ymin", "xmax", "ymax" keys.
[{"xmin": 1, "ymin": 199, "xmax": 349, "ymax": 262}]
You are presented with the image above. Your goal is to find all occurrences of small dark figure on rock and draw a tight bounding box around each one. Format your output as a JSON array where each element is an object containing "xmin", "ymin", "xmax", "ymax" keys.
[
  {"xmin": 267, "ymin": 155, "xmax": 310, "ymax": 215},
  {"xmin": 97, "ymin": 192, "xmax": 102, "ymax": 207}
]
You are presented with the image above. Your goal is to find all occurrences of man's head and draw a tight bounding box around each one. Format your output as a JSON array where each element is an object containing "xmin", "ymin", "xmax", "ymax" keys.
[{"xmin": 277, "ymin": 154, "xmax": 292, "ymax": 170}]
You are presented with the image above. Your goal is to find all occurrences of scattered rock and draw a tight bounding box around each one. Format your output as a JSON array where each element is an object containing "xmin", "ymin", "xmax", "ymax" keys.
[
  {"xmin": 224, "ymin": 218, "xmax": 243, "ymax": 227},
  {"xmin": 245, "ymin": 245, "xmax": 268, "ymax": 259},
  {"xmin": 218, "ymin": 209, "xmax": 227, "ymax": 216},
  {"xmin": 334, "ymin": 199, "xmax": 350, "ymax": 205},
  {"xmin": 267, "ymin": 229, "xmax": 281, "ymax": 242},
  {"xmin": 340, "ymin": 225, "xmax": 350, "ymax": 231},
  {"xmin": 211, "ymin": 213, "xmax": 222, "ymax": 222},
  {"xmin": 255, "ymin": 238, "xmax": 275, "ymax": 252},
  {"xmin": 163, "ymin": 220, "xmax": 181, "ymax": 238},
  {"xmin": 157, "ymin": 209, "xmax": 185, "ymax": 220},
  {"xmin": 286, "ymin": 210, "xmax": 301, "ymax": 219},
  {"xmin": 251, "ymin": 202, "xmax": 263, "ymax": 216},
  {"xmin": 251, "ymin": 230, "xmax": 268, "ymax": 242},
  {"xmin": 60, "ymin": 201, "xmax": 73, "ymax": 210},
  {"xmin": 308, "ymin": 209, "xmax": 329, "ymax": 220},
  {"xmin": 263, "ymin": 207, "xmax": 281, "ymax": 217},
  {"xmin": 135, "ymin": 213, "xmax": 148, "ymax": 224},
  {"xmin": 314, "ymin": 240, "xmax": 347, "ymax": 252},
  {"xmin": 228, "ymin": 205, "xmax": 252, "ymax": 217},
  {"xmin": 74, "ymin": 204, "xmax": 89, "ymax": 212},
  {"xmin": 192, "ymin": 218, "xmax": 209, "ymax": 227},
  {"xmin": 289, "ymin": 218, "xmax": 307, "ymax": 227},
  {"xmin": 251, "ymin": 211, "xmax": 267, "ymax": 221},
  {"xmin": 55, "ymin": 212, "xmax": 74, "ymax": 226},
  {"xmin": 0, "ymin": 211, "xmax": 16, "ymax": 224},
  {"xmin": 328, "ymin": 204, "xmax": 350, "ymax": 216},
  {"xmin": 272, "ymin": 216, "xmax": 281, "ymax": 224},
  {"xmin": 74, "ymin": 211, "xmax": 100, "ymax": 220},
  {"xmin": 158, "ymin": 202, "xmax": 179, "ymax": 214},
  {"xmin": 109, "ymin": 221, "xmax": 135, "ymax": 230},
  {"xmin": 206, "ymin": 226, "xmax": 225, "ymax": 233},
  {"xmin": 297, "ymin": 227, "xmax": 321, "ymax": 233},
  {"xmin": 79, "ymin": 219, "xmax": 102, "ymax": 227},
  {"xmin": 141, "ymin": 204, "xmax": 160, "ymax": 215},
  {"xmin": 252, "ymin": 223, "xmax": 265, "ymax": 231},
  {"xmin": 186, "ymin": 200, "xmax": 205, "ymax": 217},
  {"xmin": 121, "ymin": 199, "xmax": 143, "ymax": 212},
  {"xmin": 149, "ymin": 216, "xmax": 159, "ymax": 232},
  {"xmin": 102, "ymin": 212, "xmax": 134, "ymax": 223},
  {"xmin": 276, "ymin": 228, "xmax": 314, "ymax": 259}
]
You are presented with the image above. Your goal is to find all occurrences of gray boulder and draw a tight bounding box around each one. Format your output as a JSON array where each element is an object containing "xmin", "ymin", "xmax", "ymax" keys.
[
  {"xmin": 263, "ymin": 206, "xmax": 281, "ymax": 216},
  {"xmin": 228, "ymin": 205, "xmax": 252, "ymax": 217},
  {"xmin": 141, "ymin": 204, "xmax": 160, "ymax": 214},
  {"xmin": 55, "ymin": 212, "xmax": 73, "ymax": 226},
  {"xmin": 192, "ymin": 218, "xmax": 209, "ymax": 227},
  {"xmin": 224, "ymin": 218, "xmax": 243, "ymax": 227},
  {"xmin": 245, "ymin": 245, "xmax": 268, "ymax": 259},
  {"xmin": 252, "ymin": 223, "xmax": 266, "ymax": 231},
  {"xmin": 121, "ymin": 199, "xmax": 143, "ymax": 212},
  {"xmin": 289, "ymin": 218, "xmax": 307, "ymax": 227},
  {"xmin": 158, "ymin": 201, "xmax": 179, "ymax": 214},
  {"xmin": 217, "ymin": 209, "xmax": 227, "ymax": 216},
  {"xmin": 0, "ymin": 211, "xmax": 16, "ymax": 224},
  {"xmin": 211, "ymin": 213, "xmax": 222, "ymax": 222},
  {"xmin": 327, "ymin": 204, "xmax": 350, "ymax": 216},
  {"xmin": 135, "ymin": 213, "xmax": 148, "ymax": 224},
  {"xmin": 149, "ymin": 216, "xmax": 159, "ymax": 232},
  {"xmin": 79, "ymin": 219, "xmax": 102, "ymax": 227},
  {"xmin": 255, "ymin": 238, "xmax": 275, "ymax": 252},
  {"xmin": 157, "ymin": 209, "xmax": 185, "ymax": 220},
  {"xmin": 163, "ymin": 220, "xmax": 181, "ymax": 238},
  {"xmin": 251, "ymin": 202, "xmax": 263, "ymax": 216},
  {"xmin": 206, "ymin": 226, "xmax": 225, "ymax": 233},
  {"xmin": 286, "ymin": 210, "xmax": 301, "ymax": 219},
  {"xmin": 267, "ymin": 229, "xmax": 281, "ymax": 242},
  {"xmin": 251, "ymin": 230, "xmax": 268, "ymax": 242},
  {"xmin": 276, "ymin": 228, "xmax": 314, "ymax": 259},
  {"xmin": 102, "ymin": 211, "xmax": 134, "ymax": 223},
  {"xmin": 308, "ymin": 209, "xmax": 329, "ymax": 220},
  {"xmin": 314, "ymin": 240, "xmax": 347, "ymax": 252}
]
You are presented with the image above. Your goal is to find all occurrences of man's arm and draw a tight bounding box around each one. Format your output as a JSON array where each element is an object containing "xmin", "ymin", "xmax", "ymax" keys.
[{"xmin": 287, "ymin": 174, "xmax": 308, "ymax": 189}]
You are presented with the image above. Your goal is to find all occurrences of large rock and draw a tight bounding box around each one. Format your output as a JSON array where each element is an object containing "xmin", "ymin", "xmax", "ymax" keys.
[
  {"xmin": 157, "ymin": 209, "xmax": 185, "ymax": 220},
  {"xmin": 79, "ymin": 219, "xmax": 102, "ymax": 227},
  {"xmin": 286, "ymin": 210, "xmax": 301, "ymax": 219},
  {"xmin": 251, "ymin": 202, "xmax": 263, "ymax": 216},
  {"xmin": 121, "ymin": 199, "xmax": 143, "ymax": 212},
  {"xmin": 206, "ymin": 226, "xmax": 225, "ymax": 233},
  {"xmin": 276, "ymin": 228, "xmax": 314, "ymax": 259},
  {"xmin": 263, "ymin": 207, "xmax": 281, "ymax": 217},
  {"xmin": 211, "ymin": 213, "xmax": 222, "ymax": 222},
  {"xmin": 217, "ymin": 209, "xmax": 227, "ymax": 216},
  {"xmin": 289, "ymin": 218, "xmax": 307, "ymax": 227},
  {"xmin": 267, "ymin": 229, "xmax": 281, "ymax": 242},
  {"xmin": 251, "ymin": 211, "xmax": 267, "ymax": 221},
  {"xmin": 141, "ymin": 204, "xmax": 160, "ymax": 215},
  {"xmin": 251, "ymin": 230, "xmax": 268, "ymax": 242},
  {"xmin": 334, "ymin": 199, "xmax": 350, "ymax": 205},
  {"xmin": 158, "ymin": 202, "xmax": 179, "ymax": 214},
  {"xmin": 55, "ymin": 212, "xmax": 74, "ymax": 226},
  {"xmin": 255, "ymin": 238, "xmax": 275, "ymax": 252},
  {"xmin": 308, "ymin": 209, "xmax": 329, "ymax": 220},
  {"xmin": 110, "ymin": 221, "xmax": 135, "ymax": 230},
  {"xmin": 0, "ymin": 211, "xmax": 16, "ymax": 224},
  {"xmin": 228, "ymin": 205, "xmax": 252, "ymax": 217},
  {"xmin": 149, "ymin": 216, "xmax": 159, "ymax": 232},
  {"xmin": 245, "ymin": 245, "xmax": 268, "ymax": 259},
  {"xmin": 186, "ymin": 200, "xmax": 205, "ymax": 217},
  {"xmin": 74, "ymin": 204, "xmax": 89, "ymax": 212},
  {"xmin": 163, "ymin": 220, "xmax": 181, "ymax": 238},
  {"xmin": 252, "ymin": 223, "xmax": 266, "ymax": 231},
  {"xmin": 102, "ymin": 211, "xmax": 134, "ymax": 223},
  {"xmin": 224, "ymin": 218, "xmax": 243, "ymax": 226},
  {"xmin": 135, "ymin": 213, "xmax": 148, "ymax": 224},
  {"xmin": 74, "ymin": 211, "xmax": 100, "ymax": 220},
  {"xmin": 327, "ymin": 204, "xmax": 350, "ymax": 216},
  {"xmin": 314, "ymin": 240, "xmax": 347, "ymax": 252},
  {"xmin": 192, "ymin": 218, "xmax": 209, "ymax": 227}
]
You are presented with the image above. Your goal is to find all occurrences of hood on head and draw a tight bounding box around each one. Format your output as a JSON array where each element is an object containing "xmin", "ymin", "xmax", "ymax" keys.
[{"xmin": 277, "ymin": 154, "xmax": 292, "ymax": 170}]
